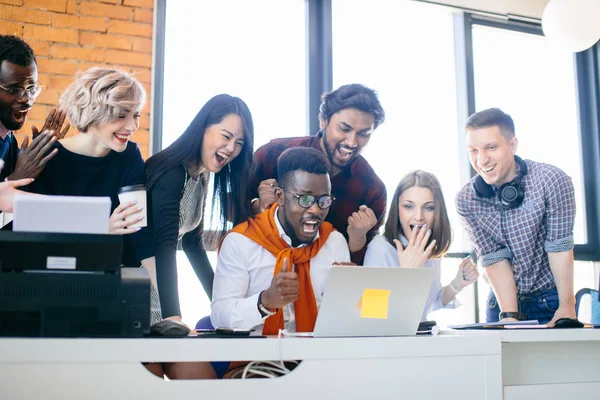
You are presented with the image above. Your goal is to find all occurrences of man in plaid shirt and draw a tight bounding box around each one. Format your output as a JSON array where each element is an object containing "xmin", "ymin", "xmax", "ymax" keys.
[
  {"xmin": 456, "ymin": 108, "xmax": 576, "ymax": 325},
  {"xmin": 249, "ymin": 84, "xmax": 386, "ymax": 265}
]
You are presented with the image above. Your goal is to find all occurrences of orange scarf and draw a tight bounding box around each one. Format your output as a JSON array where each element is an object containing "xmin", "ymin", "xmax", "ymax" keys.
[{"xmin": 222, "ymin": 203, "xmax": 334, "ymax": 335}]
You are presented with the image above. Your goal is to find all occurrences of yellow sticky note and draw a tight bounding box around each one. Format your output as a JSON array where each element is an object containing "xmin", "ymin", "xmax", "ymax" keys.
[{"xmin": 360, "ymin": 288, "xmax": 391, "ymax": 319}]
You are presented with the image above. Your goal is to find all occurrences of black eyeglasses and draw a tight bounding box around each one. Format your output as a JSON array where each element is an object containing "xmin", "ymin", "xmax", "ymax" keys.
[{"xmin": 292, "ymin": 193, "xmax": 335, "ymax": 209}]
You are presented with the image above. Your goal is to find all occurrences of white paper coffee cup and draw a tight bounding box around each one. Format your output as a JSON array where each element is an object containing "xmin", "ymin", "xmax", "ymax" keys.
[{"xmin": 118, "ymin": 184, "xmax": 147, "ymax": 228}]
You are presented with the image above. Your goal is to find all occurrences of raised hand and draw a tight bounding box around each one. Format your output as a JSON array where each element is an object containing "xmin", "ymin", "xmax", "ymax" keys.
[
  {"xmin": 32, "ymin": 108, "xmax": 71, "ymax": 140},
  {"xmin": 393, "ymin": 225, "xmax": 436, "ymax": 268},
  {"xmin": 108, "ymin": 200, "xmax": 144, "ymax": 235},
  {"xmin": 7, "ymin": 132, "xmax": 57, "ymax": 181},
  {"xmin": 261, "ymin": 257, "xmax": 299, "ymax": 310},
  {"xmin": 347, "ymin": 205, "xmax": 377, "ymax": 238},
  {"xmin": 253, "ymin": 178, "xmax": 278, "ymax": 214},
  {"xmin": 451, "ymin": 256, "xmax": 479, "ymax": 289}
]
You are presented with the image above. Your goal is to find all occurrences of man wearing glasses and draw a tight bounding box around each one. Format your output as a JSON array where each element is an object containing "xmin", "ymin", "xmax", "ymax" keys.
[
  {"xmin": 212, "ymin": 147, "xmax": 350, "ymax": 334},
  {"xmin": 0, "ymin": 35, "xmax": 68, "ymax": 183}
]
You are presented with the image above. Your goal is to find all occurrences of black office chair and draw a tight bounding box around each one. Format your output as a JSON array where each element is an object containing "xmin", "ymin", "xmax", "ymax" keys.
[{"xmin": 574, "ymin": 288, "xmax": 600, "ymax": 324}]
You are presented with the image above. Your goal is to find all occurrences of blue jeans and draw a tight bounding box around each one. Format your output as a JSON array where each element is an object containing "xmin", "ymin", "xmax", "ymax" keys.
[{"xmin": 486, "ymin": 287, "xmax": 559, "ymax": 324}]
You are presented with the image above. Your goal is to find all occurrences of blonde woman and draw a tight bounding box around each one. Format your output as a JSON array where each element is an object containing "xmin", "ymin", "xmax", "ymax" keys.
[{"xmin": 28, "ymin": 67, "xmax": 159, "ymax": 320}]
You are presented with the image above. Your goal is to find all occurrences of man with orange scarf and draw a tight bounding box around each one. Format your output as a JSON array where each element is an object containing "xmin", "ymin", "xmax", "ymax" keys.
[{"xmin": 212, "ymin": 147, "xmax": 350, "ymax": 334}]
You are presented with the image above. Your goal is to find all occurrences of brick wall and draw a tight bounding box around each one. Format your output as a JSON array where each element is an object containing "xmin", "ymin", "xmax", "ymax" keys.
[{"xmin": 0, "ymin": 0, "xmax": 154, "ymax": 159}]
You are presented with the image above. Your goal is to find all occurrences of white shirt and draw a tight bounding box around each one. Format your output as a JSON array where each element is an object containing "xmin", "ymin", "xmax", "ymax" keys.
[
  {"xmin": 363, "ymin": 235, "xmax": 459, "ymax": 321},
  {"xmin": 211, "ymin": 209, "xmax": 351, "ymax": 331}
]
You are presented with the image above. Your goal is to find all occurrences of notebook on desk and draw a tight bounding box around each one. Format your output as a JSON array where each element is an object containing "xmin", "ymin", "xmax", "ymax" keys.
[
  {"xmin": 449, "ymin": 320, "xmax": 541, "ymax": 330},
  {"xmin": 312, "ymin": 266, "xmax": 436, "ymax": 337}
]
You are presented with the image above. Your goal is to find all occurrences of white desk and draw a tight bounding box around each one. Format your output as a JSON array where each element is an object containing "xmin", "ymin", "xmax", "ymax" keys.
[
  {"xmin": 461, "ymin": 329, "xmax": 600, "ymax": 400},
  {"xmin": 0, "ymin": 334, "xmax": 501, "ymax": 400},
  {"xmin": 0, "ymin": 330, "xmax": 599, "ymax": 399}
]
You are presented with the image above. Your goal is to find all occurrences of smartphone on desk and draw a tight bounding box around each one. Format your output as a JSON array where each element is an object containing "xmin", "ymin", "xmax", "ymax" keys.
[
  {"xmin": 192, "ymin": 328, "xmax": 259, "ymax": 338},
  {"xmin": 216, "ymin": 328, "xmax": 253, "ymax": 336}
]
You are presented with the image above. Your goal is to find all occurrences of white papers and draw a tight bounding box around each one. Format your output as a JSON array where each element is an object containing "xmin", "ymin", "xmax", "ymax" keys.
[
  {"xmin": 1, "ymin": 211, "xmax": 13, "ymax": 228},
  {"xmin": 13, "ymin": 194, "xmax": 111, "ymax": 234}
]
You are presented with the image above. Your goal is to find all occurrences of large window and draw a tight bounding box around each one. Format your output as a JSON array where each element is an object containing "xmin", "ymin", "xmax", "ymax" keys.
[
  {"xmin": 161, "ymin": 0, "xmax": 307, "ymax": 325},
  {"xmin": 332, "ymin": 0, "xmax": 464, "ymax": 251},
  {"xmin": 162, "ymin": 0, "xmax": 307, "ymax": 149},
  {"xmin": 332, "ymin": 0, "xmax": 473, "ymax": 326},
  {"xmin": 155, "ymin": 0, "xmax": 600, "ymax": 327},
  {"xmin": 472, "ymin": 24, "xmax": 586, "ymax": 243},
  {"xmin": 468, "ymin": 19, "xmax": 594, "ymax": 322}
]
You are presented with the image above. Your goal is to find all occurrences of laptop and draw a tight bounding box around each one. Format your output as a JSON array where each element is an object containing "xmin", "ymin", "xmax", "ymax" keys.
[
  {"xmin": 13, "ymin": 194, "xmax": 111, "ymax": 234},
  {"xmin": 312, "ymin": 266, "xmax": 436, "ymax": 337}
]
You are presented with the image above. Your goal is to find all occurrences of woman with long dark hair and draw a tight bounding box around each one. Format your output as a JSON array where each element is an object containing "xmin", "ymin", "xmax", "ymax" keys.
[{"xmin": 145, "ymin": 94, "xmax": 254, "ymax": 323}]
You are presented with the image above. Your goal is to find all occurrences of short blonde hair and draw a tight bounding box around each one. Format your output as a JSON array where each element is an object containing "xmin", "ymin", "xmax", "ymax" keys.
[{"xmin": 60, "ymin": 67, "xmax": 146, "ymax": 133}]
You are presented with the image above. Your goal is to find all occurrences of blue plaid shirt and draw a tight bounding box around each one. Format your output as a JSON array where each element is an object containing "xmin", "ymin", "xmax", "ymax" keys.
[{"xmin": 456, "ymin": 159, "xmax": 575, "ymax": 294}]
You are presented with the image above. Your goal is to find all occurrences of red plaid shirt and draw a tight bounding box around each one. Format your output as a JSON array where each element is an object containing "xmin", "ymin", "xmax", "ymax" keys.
[{"xmin": 250, "ymin": 133, "xmax": 387, "ymax": 264}]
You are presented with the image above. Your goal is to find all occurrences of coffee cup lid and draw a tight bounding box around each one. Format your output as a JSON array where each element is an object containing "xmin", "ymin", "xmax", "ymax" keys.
[{"xmin": 118, "ymin": 184, "xmax": 146, "ymax": 194}]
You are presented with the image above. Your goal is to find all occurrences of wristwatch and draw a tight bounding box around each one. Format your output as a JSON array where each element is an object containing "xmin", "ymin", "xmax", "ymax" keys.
[
  {"xmin": 257, "ymin": 291, "xmax": 277, "ymax": 317},
  {"xmin": 499, "ymin": 311, "xmax": 527, "ymax": 321}
]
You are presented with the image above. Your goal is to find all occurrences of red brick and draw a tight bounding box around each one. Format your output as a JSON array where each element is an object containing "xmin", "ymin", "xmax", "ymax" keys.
[
  {"xmin": 33, "ymin": 88, "xmax": 60, "ymax": 106},
  {"xmin": 0, "ymin": 0, "xmax": 23, "ymax": 5},
  {"xmin": 23, "ymin": 0, "xmax": 66, "ymax": 12},
  {"xmin": 133, "ymin": 8, "xmax": 152, "ymax": 23},
  {"xmin": 123, "ymin": 0, "xmax": 152, "ymax": 8},
  {"xmin": 0, "ymin": 21, "xmax": 23, "ymax": 35},
  {"xmin": 77, "ymin": 62, "xmax": 107, "ymax": 73},
  {"xmin": 133, "ymin": 129, "xmax": 149, "ymax": 145},
  {"xmin": 138, "ymin": 113, "xmax": 149, "ymax": 130},
  {"xmin": 97, "ymin": 0, "xmax": 119, "ymax": 3},
  {"xmin": 26, "ymin": 105, "xmax": 50, "ymax": 121},
  {"xmin": 141, "ymin": 83, "xmax": 150, "ymax": 97},
  {"xmin": 132, "ymin": 37, "xmax": 151, "ymax": 53},
  {"xmin": 27, "ymin": 40, "xmax": 51, "ymax": 57},
  {"xmin": 65, "ymin": 0, "xmax": 76, "ymax": 13},
  {"xmin": 23, "ymin": 25, "xmax": 78, "ymax": 44},
  {"xmin": 37, "ymin": 58, "xmax": 78, "ymax": 75},
  {"xmin": 53, "ymin": 45, "xmax": 105, "ymax": 62},
  {"xmin": 51, "ymin": 13, "xmax": 77, "ymax": 27},
  {"xmin": 104, "ymin": 49, "xmax": 151, "ymax": 67},
  {"xmin": 79, "ymin": 16, "xmax": 107, "ymax": 32},
  {"xmin": 0, "ymin": 5, "xmax": 52, "ymax": 24},
  {"xmin": 139, "ymin": 144, "xmax": 149, "ymax": 160},
  {"xmin": 141, "ymin": 96, "xmax": 149, "ymax": 113},
  {"xmin": 107, "ymin": 20, "xmax": 151, "ymax": 38},
  {"xmin": 52, "ymin": 14, "xmax": 107, "ymax": 32},
  {"xmin": 132, "ymin": 68, "xmax": 150, "ymax": 83},
  {"xmin": 80, "ymin": 1, "xmax": 132, "ymax": 20},
  {"xmin": 36, "ymin": 73, "xmax": 49, "ymax": 86},
  {"xmin": 80, "ymin": 32, "xmax": 131, "ymax": 50},
  {"xmin": 47, "ymin": 75, "xmax": 74, "ymax": 90}
]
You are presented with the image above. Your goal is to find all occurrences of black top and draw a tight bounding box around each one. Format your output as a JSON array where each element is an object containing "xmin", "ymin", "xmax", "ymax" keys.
[
  {"xmin": 148, "ymin": 164, "xmax": 213, "ymax": 319},
  {"xmin": 28, "ymin": 141, "xmax": 154, "ymax": 266}
]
